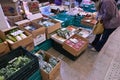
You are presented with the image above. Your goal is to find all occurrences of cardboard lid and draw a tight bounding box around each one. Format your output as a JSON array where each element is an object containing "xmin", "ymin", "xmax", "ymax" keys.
[
  {"xmin": 27, "ymin": 13, "xmax": 43, "ymax": 21},
  {"xmin": 15, "ymin": 19, "xmax": 30, "ymax": 25}
]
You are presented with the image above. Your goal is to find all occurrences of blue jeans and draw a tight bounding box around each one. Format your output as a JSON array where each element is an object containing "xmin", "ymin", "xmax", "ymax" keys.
[{"xmin": 92, "ymin": 28, "xmax": 116, "ymax": 51}]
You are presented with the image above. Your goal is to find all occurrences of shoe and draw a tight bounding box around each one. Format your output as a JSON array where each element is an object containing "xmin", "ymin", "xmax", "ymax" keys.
[
  {"xmin": 89, "ymin": 43, "xmax": 95, "ymax": 47},
  {"xmin": 90, "ymin": 47, "xmax": 97, "ymax": 52},
  {"xmin": 88, "ymin": 43, "xmax": 94, "ymax": 48}
]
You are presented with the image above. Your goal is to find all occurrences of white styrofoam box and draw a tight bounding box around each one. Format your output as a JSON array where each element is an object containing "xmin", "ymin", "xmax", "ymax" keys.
[
  {"xmin": 0, "ymin": 5, "xmax": 10, "ymax": 30},
  {"xmin": 40, "ymin": 5, "xmax": 54, "ymax": 16},
  {"xmin": 51, "ymin": 33, "xmax": 66, "ymax": 44},
  {"xmin": 23, "ymin": 2, "xmax": 33, "ymax": 16},
  {"xmin": 39, "ymin": 2, "xmax": 50, "ymax": 7},
  {"xmin": 34, "ymin": 33, "xmax": 46, "ymax": 46},
  {"xmin": 54, "ymin": 19, "xmax": 64, "ymax": 23},
  {"xmin": 27, "ymin": 13, "xmax": 43, "ymax": 21},
  {"xmin": 15, "ymin": 19, "xmax": 30, "ymax": 25},
  {"xmin": 40, "ymin": 5, "xmax": 51, "ymax": 14},
  {"xmin": 50, "ymin": 5, "xmax": 64, "ymax": 11}
]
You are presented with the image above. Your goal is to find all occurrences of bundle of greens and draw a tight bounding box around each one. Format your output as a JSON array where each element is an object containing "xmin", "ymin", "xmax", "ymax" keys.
[
  {"xmin": 0, "ymin": 38, "xmax": 3, "ymax": 43},
  {"xmin": 0, "ymin": 56, "xmax": 31, "ymax": 80},
  {"xmin": 35, "ymin": 50, "xmax": 59, "ymax": 73},
  {"xmin": 6, "ymin": 28, "xmax": 27, "ymax": 44}
]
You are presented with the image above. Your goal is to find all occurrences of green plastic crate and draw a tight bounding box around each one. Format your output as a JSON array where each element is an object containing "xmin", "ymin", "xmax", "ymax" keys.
[
  {"xmin": 28, "ymin": 70, "xmax": 42, "ymax": 80},
  {"xmin": 82, "ymin": 4, "xmax": 96, "ymax": 12},
  {"xmin": 31, "ymin": 39, "xmax": 52, "ymax": 53},
  {"xmin": 118, "ymin": 4, "xmax": 120, "ymax": 10},
  {"xmin": 51, "ymin": 12, "xmax": 74, "ymax": 27}
]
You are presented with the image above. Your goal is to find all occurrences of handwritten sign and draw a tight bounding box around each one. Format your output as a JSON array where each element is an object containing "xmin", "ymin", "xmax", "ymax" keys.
[
  {"xmin": 1, "ymin": 3, "xmax": 18, "ymax": 16},
  {"xmin": 28, "ymin": 1, "xmax": 40, "ymax": 14}
]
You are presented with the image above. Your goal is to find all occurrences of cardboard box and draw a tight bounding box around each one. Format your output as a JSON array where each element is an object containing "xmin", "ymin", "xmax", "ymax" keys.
[
  {"xmin": 15, "ymin": 19, "xmax": 30, "ymax": 26},
  {"xmin": 63, "ymin": 34, "xmax": 88, "ymax": 56},
  {"xmin": 34, "ymin": 33, "xmax": 46, "ymax": 46},
  {"xmin": 0, "ymin": 41, "xmax": 10, "ymax": 56},
  {"xmin": 27, "ymin": 1, "xmax": 40, "ymax": 14},
  {"xmin": 27, "ymin": 13, "xmax": 43, "ymax": 21},
  {"xmin": 32, "ymin": 18, "xmax": 61, "ymax": 39},
  {"xmin": 81, "ymin": 17, "xmax": 97, "ymax": 27},
  {"xmin": 51, "ymin": 26, "xmax": 77, "ymax": 44},
  {"xmin": 18, "ymin": 21, "xmax": 45, "ymax": 38},
  {"xmin": 0, "ymin": 33, "xmax": 10, "ymax": 56},
  {"xmin": 1, "ymin": 3, "xmax": 19, "ymax": 16},
  {"xmin": 7, "ymin": 15, "xmax": 23, "ymax": 26},
  {"xmin": 0, "ymin": 26, "xmax": 34, "ymax": 51},
  {"xmin": 0, "ymin": 0, "xmax": 18, "ymax": 3},
  {"xmin": 76, "ymin": 27, "xmax": 92, "ymax": 38},
  {"xmin": 36, "ymin": 50, "xmax": 61, "ymax": 80},
  {"xmin": 0, "ymin": 32, "xmax": 10, "ymax": 56},
  {"xmin": 46, "ymin": 19, "xmax": 61, "ymax": 34},
  {"xmin": 16, "ymin": 19, "xmax": 46, "ymax": 46}
]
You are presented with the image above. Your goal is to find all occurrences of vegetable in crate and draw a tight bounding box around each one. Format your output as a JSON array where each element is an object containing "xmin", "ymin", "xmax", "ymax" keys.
[
  {"xmin": 0, "ymin": 38, "xmax": 3, "ymax": 43},
  {"xmin": 35, "ymin": 50, "xmax": 59, "ymax": 73},
  {"xmin": 6, "ymin": 29, "xmax": 27, "ymax": 43},
  {"xmin": 15, "ymin": 35, "xmax": 22, "ymax": 41},
  {"xmin": 25, "ymin": 25, "xmax": 37, "ymax": 31},
  {"xmin": 65, "ymin": 37, "xmax": 86, "ymax": 51},
  {"xmin": 57, "ymin": 28, "xmax": 71, "ymax": 39},
  {"xmin": 49, "ymin": 57, "xmax": 59, "ymax": 68},
  {"xmin": 0, "ymin": 76, "xmax": 4, "ymax": 80},
  {"xmin": 38, "ymin": 21, "xmax": 55, "ymax": 27},
  {"xmin": 19, "ymin": 33, "xmax": 27, "ymax": 39},
  {"xmin": 35, "ymin": 50, "xmax": 45, "ymax": 61},
  {"xmin": 0, "ymin": 56, "xmax": 31, "ymax": 80},
  {"xmin": 40, "ymin": 61, "xmax": 52, "ymax": 73},
  {"xmin": 6, "ymin": 34, "xmax": 17, "ymax": 42},
  {"xmin": 6, "ymin": 39, "xmax": 14, "ymax": 44}
]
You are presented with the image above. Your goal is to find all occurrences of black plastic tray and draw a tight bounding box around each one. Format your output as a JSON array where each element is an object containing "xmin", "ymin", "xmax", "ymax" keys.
[{"xmin": 0, "ymin": 46, "xmax": 39, "ymax": 80}]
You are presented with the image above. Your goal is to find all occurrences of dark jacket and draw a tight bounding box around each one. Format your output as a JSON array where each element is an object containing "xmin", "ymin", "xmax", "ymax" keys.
[{"xmin": 99, "ymin": 0, "xmax": 120, "ymax": 29}]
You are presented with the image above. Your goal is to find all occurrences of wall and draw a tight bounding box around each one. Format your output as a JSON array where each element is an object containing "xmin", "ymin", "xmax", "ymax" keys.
[{"xmin": 0, "ymin": 4, "xmax": 10, "ymax": 30}]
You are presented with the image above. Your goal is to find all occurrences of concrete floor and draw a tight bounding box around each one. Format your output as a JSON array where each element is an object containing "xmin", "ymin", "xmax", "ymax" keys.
[
  {"xmin": 45, "ymin": 11, "xmax": 120, "ymax": 80},
  {"xmin": 46, "ymin": 33, "xmax": 98, "ymax": 80},
  {"xmin": 47, "ymin": 45, "xmax": 98, "ymax": 80},
  {"xmin": 47, "ymin": 27, "xmax": 120, "ymax": 80}
]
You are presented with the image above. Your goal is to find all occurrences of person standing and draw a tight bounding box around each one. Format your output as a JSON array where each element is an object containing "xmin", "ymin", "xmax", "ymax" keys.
[
  {"xmin": 115, "ymin": 0, "xmax": 118, "ymax": 3},
  {"xmin": 54, "ymin": 0, "xmax": 62, "ymax": 5},
  {"xmin": 90, "ymin": 0, "xmax": 120, "ymax": 52},
  {"xmin": 76, "ymin": 0, "xmax": 82, "ymax": 7}
]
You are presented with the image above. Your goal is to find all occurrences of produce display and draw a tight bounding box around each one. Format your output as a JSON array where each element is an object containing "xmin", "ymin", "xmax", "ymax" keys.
[
  {"xmin": 0, "ymin": 38, "xmax": 3, "ymax": 43},
  {"xmin": 6, "ymin": 29, "xmax": 27, "ymax": 44},
  {"xmin": 57, "ymin": 28, "xmax": 70, "ymax": 39},
  {"xmin": 81, "ymin": 13, "xmax": 97, "ymax": 27},
  {"xmin": 51, "ymin": 33, "xmax": 66, "ymax": 44},
  {"xmin": 24, "ymin": 25, "xmax": 37, "ymax": 31},
  {"xmin": 35, "ymin": 50, "xmax": 59, "ymax": 73},
  {"xmin": 66, "ymin": 7, "xmax": 85, "ymax": 16},
  {"xmin": 76, "ymin": 28, "xmax": 92, "ymax": 38},
  {"xmin": 84, "ymin": 13, "xmax": 96, "ymax": 20},
  {"xmin": 85, "ymin": 14, "xmax": 92, "ymax": 18},
  {"xmin": 57, "ymin": 28, "xmax": 75, "ymax": 39},
  {"xmin": 0, "ymin": 56, "xmax": 31, "ymax": 80},
  {"xmin": 38, "ymin": 20, "xmax": 55, "ymax": 27},
  {"xmin": 65, "ymin": 37, "xmax": 86, "ymax": 51}
]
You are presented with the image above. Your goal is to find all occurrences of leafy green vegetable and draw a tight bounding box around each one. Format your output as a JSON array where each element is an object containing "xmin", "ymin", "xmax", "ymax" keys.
[
  {"xmin": 0, "ymin": 56, "xmax": 31, "ymax": 79},
  {"xmin": 0, "ymin": 76, "xmax": 5, "ymax": 80},
  {"xmin": 0, "ymin": 39, "xmax": 3, "ymax": 43}
]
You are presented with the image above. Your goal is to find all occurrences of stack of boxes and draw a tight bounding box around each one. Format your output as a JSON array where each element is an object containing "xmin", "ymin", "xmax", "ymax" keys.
[
  {"xmin": 0, "ymin": 0, "xmax": 19, "ymax": 16},
  {"xmin": 15, "ymin": 19, "xmax": 46, "ymax": 46},
  {"xmin": 0, "ymin": 26, "xmax": 34, "ymax": 51}
]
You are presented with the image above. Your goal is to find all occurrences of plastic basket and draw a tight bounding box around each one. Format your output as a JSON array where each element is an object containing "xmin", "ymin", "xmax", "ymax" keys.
[
  {"xmin": 0, "ymin": 46, "xmax": 39, "ymax": 80},
  {"xmin": 28, "ymin": 70, "xmax": 42, "ymax": 80},
  {"xmin": 31, "ymin": 39, "xmax": 52, "ymax": 53}
]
